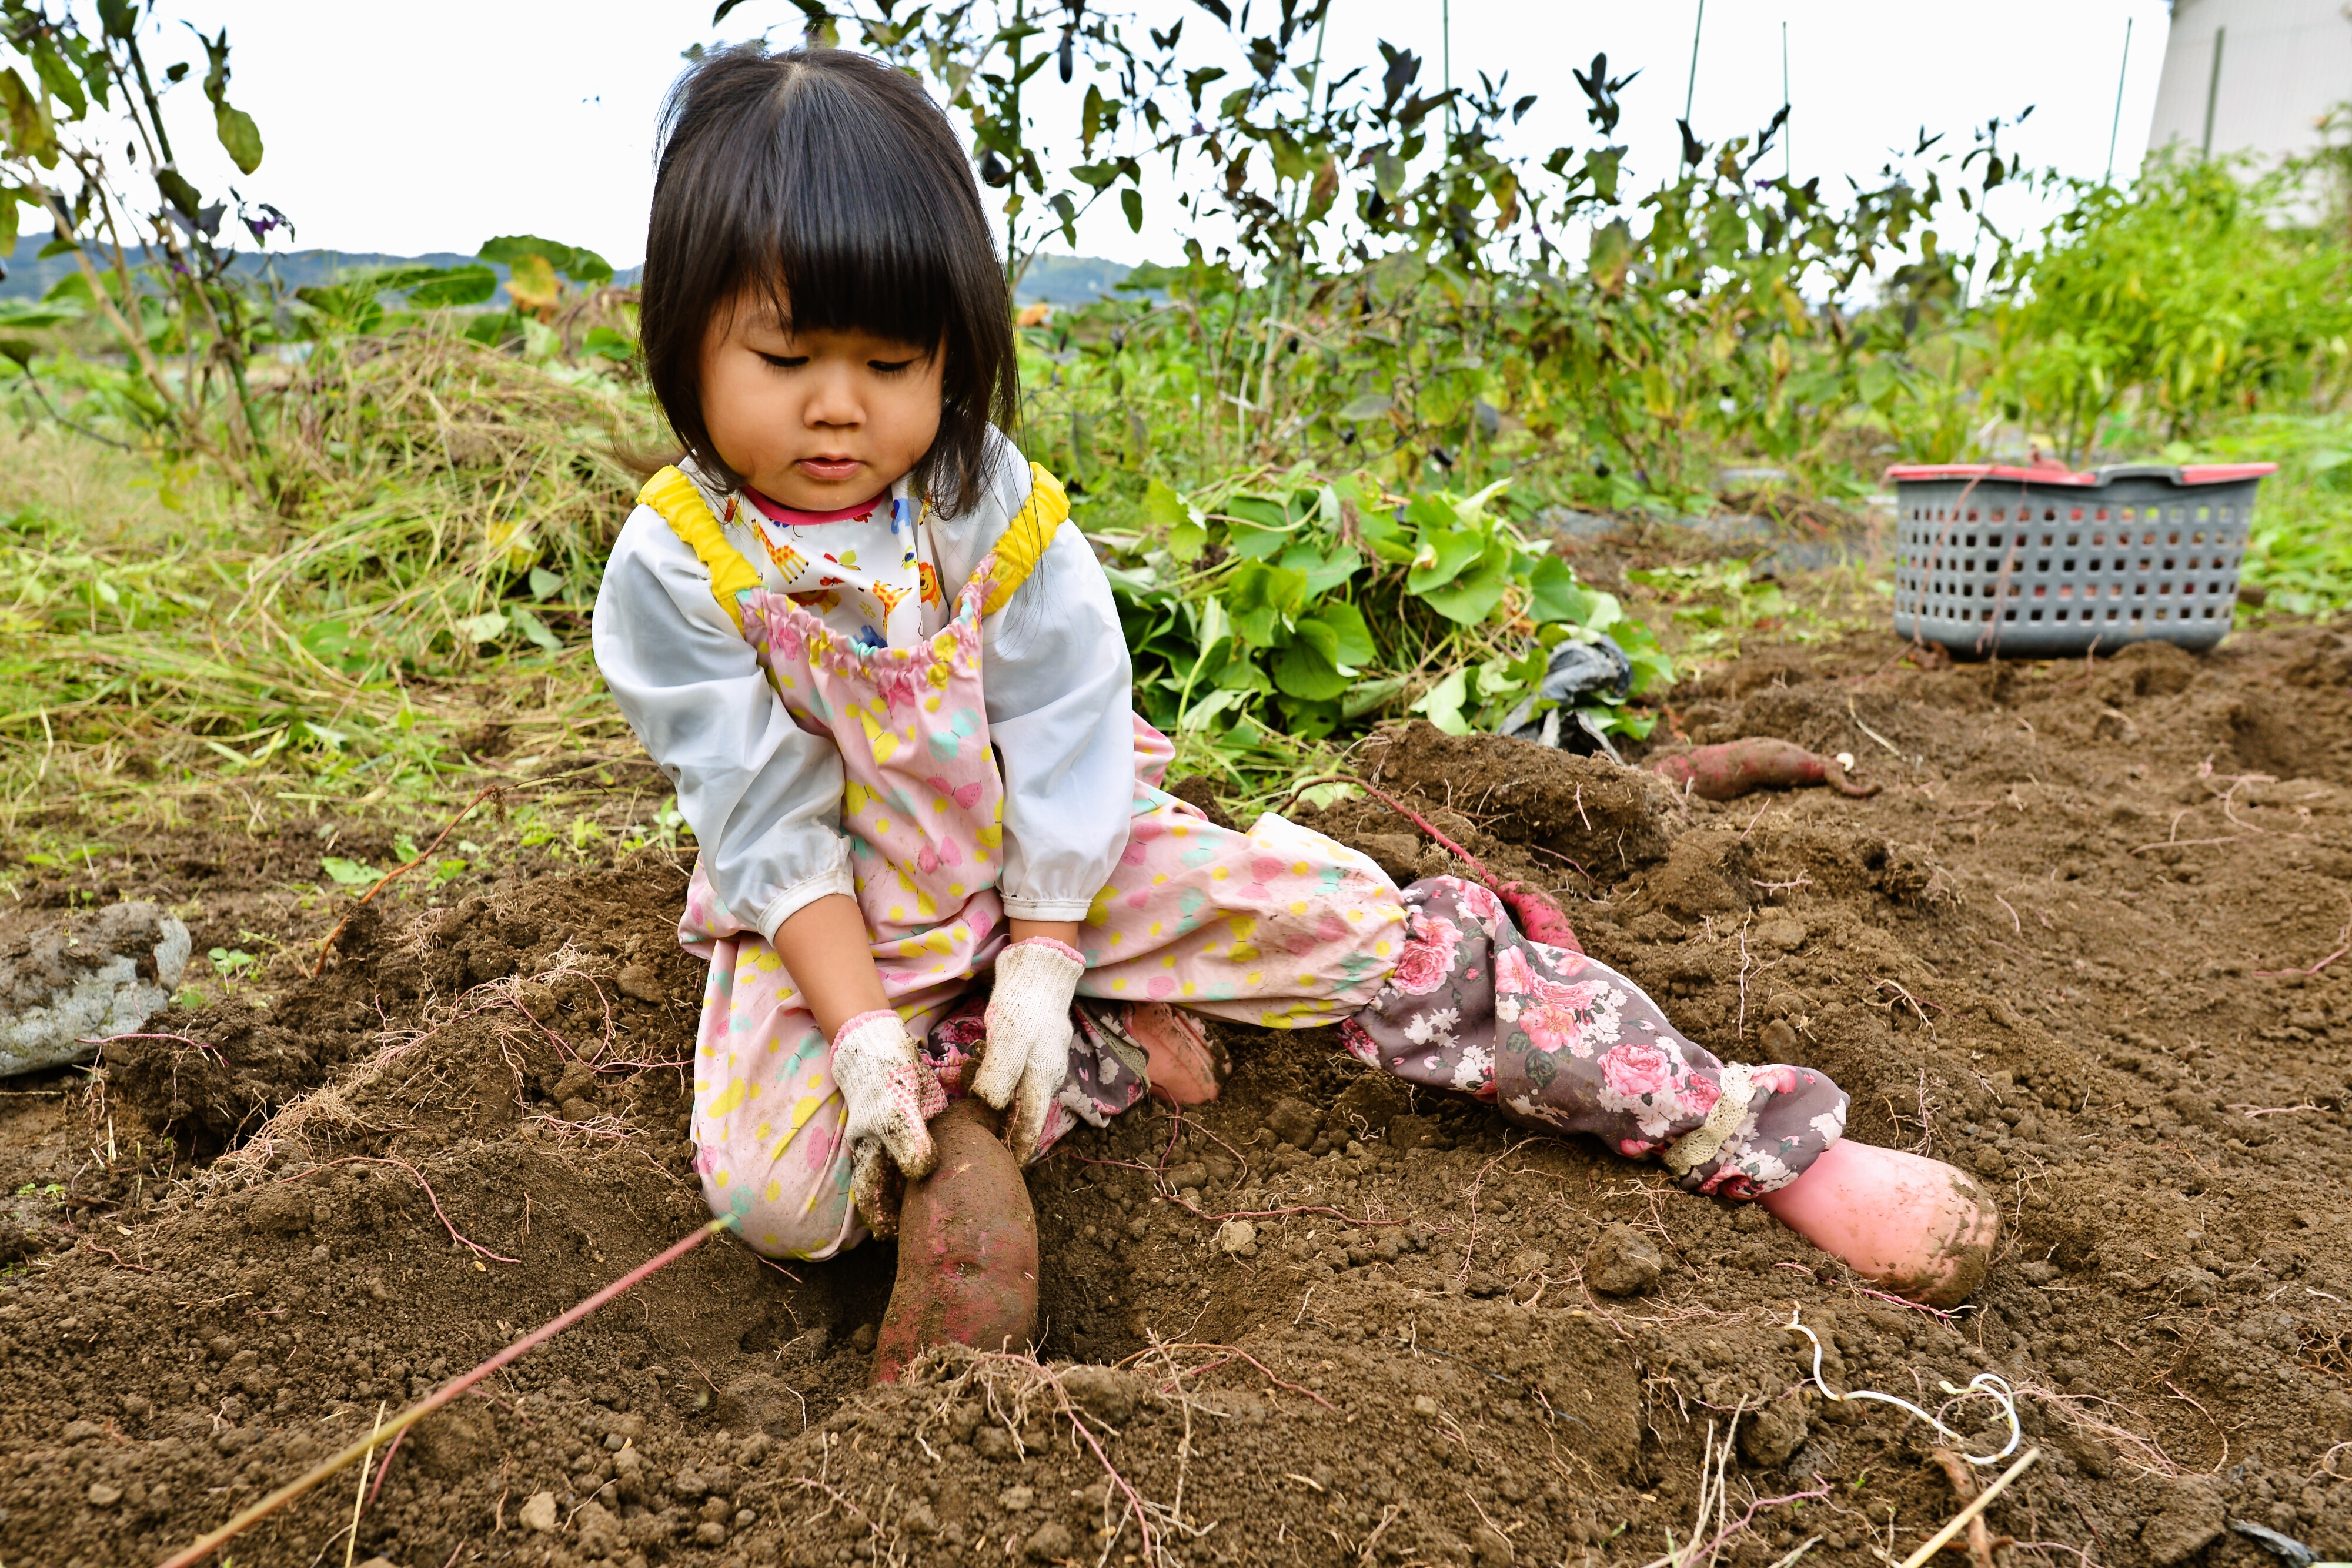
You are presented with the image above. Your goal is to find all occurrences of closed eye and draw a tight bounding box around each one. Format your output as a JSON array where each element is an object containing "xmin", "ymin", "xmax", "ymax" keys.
[
  {"xmin": 868, "ymin": 357, "xmax": 921, "ymax": 375},
  {"xmin": 756, "ymin": 352, "xmax": 809, "ymax": 370}
]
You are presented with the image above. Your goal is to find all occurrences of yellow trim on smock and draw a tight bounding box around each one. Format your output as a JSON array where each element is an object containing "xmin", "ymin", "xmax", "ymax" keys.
[
  {"xmin": 639, "ymin": 460, "xmax": 1071, "ymax": 629},
  {"xmin": 639, "ymin": 466, "xmax": 763, "ymax": 634},
  {"xmin": 981, "ymin": 463, "xmax": 1071, "ymax": 615}
]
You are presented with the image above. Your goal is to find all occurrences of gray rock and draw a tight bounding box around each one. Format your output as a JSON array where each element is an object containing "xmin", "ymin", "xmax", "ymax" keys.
[
  {"xmin": 1, "ymin": 902, "xmax": 190, "ymax": 1077},
  {"xmin": 1585, "ymin": 1223, "xmax": 1663, "ymax": 1296}
]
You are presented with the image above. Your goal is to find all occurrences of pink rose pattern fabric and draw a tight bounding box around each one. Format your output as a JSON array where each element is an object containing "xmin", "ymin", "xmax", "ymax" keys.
[{"xmin": 1340, "ymin": 878, "xmax": 1847, "ymax": 1196}]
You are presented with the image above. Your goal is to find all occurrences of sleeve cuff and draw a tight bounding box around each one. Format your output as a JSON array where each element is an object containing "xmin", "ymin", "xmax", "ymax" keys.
[
  {"xmin": 753, "ymin": 861, "xmax": 858, "ymax": 943},
  {"xmin": 1001, "ymin": 894, "xmax": 1098, "ymax": 922}
]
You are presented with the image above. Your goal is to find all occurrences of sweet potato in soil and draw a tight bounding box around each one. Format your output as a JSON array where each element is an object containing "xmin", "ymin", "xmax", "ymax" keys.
[
  {"xmin": 1649, "ymin": 736, "xmax": 1882, "ymax": 800},
  {"xmin": 8, "ymin": 626, "xmax": 2352, "ymax": 1567}
]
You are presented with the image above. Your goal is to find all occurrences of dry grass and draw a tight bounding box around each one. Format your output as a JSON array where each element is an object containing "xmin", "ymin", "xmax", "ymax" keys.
[{"xmin": 0, "ymin": 330, "xmax": 667, "ymax": 847}]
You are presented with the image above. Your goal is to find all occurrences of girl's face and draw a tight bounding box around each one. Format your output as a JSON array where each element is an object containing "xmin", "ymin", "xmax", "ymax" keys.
[{"xmin": 699, "ymin": 292, "xmax": 944, "ymax": 509}]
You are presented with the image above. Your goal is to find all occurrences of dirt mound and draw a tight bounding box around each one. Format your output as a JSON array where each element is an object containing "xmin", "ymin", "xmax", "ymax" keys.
[{"xmin": 8, "ymin": 626, "xmax": 2352, "ymax": 1566}]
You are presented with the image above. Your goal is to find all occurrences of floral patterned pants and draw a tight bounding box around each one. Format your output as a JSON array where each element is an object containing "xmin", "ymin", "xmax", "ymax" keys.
[
  {"xmin": 1342, "ymin": 878, "xmax": 1847, "ymax": 1198},
  {"xmin": 950, "ymin": 871, "xmax": 1847, "ymax": 1200}
]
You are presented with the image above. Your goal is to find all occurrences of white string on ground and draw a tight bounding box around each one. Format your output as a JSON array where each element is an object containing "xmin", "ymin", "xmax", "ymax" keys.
[{"xmin": 1785, "ymin": 1307, "xmax": 2022, "ymax": 1465}]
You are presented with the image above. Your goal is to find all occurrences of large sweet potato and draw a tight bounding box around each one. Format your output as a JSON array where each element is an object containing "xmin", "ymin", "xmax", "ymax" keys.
[{"xmin": 871, "ymin": 1098, "xmax": 1038, "ymax": 1383}]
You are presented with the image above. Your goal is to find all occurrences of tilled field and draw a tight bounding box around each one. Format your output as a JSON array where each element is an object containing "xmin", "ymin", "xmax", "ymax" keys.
[{"xmin": 7, "ymin": 622, "xmax": 2352, "ymax": 1568}]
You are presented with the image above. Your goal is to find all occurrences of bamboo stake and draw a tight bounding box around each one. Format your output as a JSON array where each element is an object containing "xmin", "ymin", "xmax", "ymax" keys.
[
  {"xmin": 154, "ymin": 1218, "xmax": 735, "ymax": 1568},
  {"xmin": 1894, "ymin": 1449, "xmax": 2040, "ymax": 1568}
]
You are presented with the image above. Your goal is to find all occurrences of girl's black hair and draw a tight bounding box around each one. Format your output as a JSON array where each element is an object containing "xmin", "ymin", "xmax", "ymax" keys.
[{"xmin": 640, "ymin": 44, "xmax": 1017, "ymax": 515}]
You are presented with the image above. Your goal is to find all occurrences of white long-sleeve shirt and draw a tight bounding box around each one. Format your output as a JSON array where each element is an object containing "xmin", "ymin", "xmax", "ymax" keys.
[{"xmin": 592, "ymin": 433, "xmax": 1135, "ymax": 940}]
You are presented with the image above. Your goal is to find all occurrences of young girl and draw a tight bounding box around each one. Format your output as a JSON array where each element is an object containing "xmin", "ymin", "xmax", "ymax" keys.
[{"xmin": 594, "ymin": 44, "xmax": 1997, "ymax": 1358}]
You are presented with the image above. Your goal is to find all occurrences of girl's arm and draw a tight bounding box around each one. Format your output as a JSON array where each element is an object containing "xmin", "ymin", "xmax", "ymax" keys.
[
  {"xmin": 774, "ymin": 894, "xmax": 890, "ymax": 1038},
  {"xmin": 1006, "ymin": 918, "xmax": 1081, "ymax": 950},
  {"xmin": 593, "ymin": 507, "xmax": 857, "ymax": 942}
]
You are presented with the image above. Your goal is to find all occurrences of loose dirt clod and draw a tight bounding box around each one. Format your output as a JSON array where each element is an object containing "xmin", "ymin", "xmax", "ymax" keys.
[{"xmin": 1585, "ymin": 1222, "xmax": 1664, "ymax": 1296}]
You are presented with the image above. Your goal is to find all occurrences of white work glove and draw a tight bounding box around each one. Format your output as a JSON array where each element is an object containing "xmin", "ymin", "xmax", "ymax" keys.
[
  {"xmin": 831, "ymin": 1009, "xmax": 946, "ymax": 1236},
  {"xmin": 973, "ymin": 937, "xmax": 1085, "ymax": 1164}
]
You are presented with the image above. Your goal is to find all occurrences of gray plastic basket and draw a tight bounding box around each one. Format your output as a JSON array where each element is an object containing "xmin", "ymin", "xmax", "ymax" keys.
[{"xmin": 1887, "ymin": 462, "xmax": 2275, "ymax": 658}]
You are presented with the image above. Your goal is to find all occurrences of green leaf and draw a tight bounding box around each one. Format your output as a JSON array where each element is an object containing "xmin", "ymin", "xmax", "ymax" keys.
[
  {"xmin": 1272, "ymin": 638, "xmax": 1349, "ymax": 701},
  {"xmin": 1527, "ymin": 554, "xmax": 1595, "ymax": 626},
  {"xmin": 529, "ymin": 567, "xmax": 565, "ymax": 600},
  {"xmin": 0, "ymin": 70, "xmax": 54, "ymax": 163},
  {"xmin": 1418, "ymin": 544, "xmax": 1512, "ymax": 624},
  {"xmin": 1225, "ymin": 561, "xmax": 1305, "ymax": 647},
  {"xmin": 1277, "ymin": 541, "xmax": 1359, "ymax": 597},
  {"xmin": 1584, "ymin": 145, "xmax": 1623, "ymax": 202},
  {"xmin": 1409, "ymin": 668, "xmax": 1472, "ymax": 735},
  {"xmin": 406, "ymin": 265, "xmax": 498, "ymax": 307},
  {"xmin": 1405, "ymin": 527, "xmax": 1484, "ymax": 594},
  {"xmin": 214, "ymin": 104, "xmax": 263, "ymax": 175},
  {"xmin": 1179, "ymin": 686, "xmax": 1240, "ymax": 731},
  {"xmin": 456, "ymin": 610, "xmax": 510, "ymax": 645},
  {"xmin": 0, "ymin": 297, "xmax": 79, "ymax": 329},
  {"xmin": 1301, "ymin": 601, "xmax": 1375, "ymax": 667},
  {"xmin": 583, "ymin": 325, "xmax": 636, "ymax": 360},
  {"xmin": 1338, "ymin": 392, "xmax": 1392, "ymax": 420},
  {"xmin": 1145, "ymin": 478, "xmax": 1206, "ymax": 560},
  {"xmin": 1228, "ymin": 524, "xmax": 1288, "ymax": 561},
  {"xmin": 509, "ymin": 604, "xmax": 563, "ymax": 651},
  {"xmin": 1121, "ymin": 186, "xmax": 1143, "ymax": 233},
  {"xmin": 1341, "ymin": 676, "xmax": 1409, "ymax": 718},
  {"xmin": 320, "ymin": 856, "xmax": 378, "ymax": 887},
  {"xmin": 31, "ymin": 45, "xmax": 85, "ymax": 121},
  {"xmin": 1589, "ymin": 218, "xmax": 1632, "ymax": 295},
  {"xmin": 154, "ymin": 168, "xmax": 202, "ymax": 220},
  {"xmin": 479, "ymin": 234, "xmax": 612, "ymax": 285}
]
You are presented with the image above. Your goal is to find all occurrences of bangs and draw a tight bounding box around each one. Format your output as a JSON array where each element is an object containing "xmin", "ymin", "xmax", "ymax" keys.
[
  {"xmin": 639, "ymin": 45, "xmax": 1017, "ymax": 513},
  {"xmin": 738, "ymin": 75, "xmax": 969, "ymax": 353}
]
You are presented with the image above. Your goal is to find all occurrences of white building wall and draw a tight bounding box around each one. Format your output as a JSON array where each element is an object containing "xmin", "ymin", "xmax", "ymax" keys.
[{"xmin": 2148, "ymin": 0, "xmax": 2352, "ymax": 162}]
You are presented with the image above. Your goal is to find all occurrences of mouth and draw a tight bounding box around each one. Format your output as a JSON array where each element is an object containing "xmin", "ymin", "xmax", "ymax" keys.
[{"xmin": 796, "ymin": 456, "xmax": 864, "ymax": 482}]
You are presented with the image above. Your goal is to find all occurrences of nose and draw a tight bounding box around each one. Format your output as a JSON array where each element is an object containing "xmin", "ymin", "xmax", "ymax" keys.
[{"xmin": 801, "ymin": 361, "xmax": 864, "ymax": 430}]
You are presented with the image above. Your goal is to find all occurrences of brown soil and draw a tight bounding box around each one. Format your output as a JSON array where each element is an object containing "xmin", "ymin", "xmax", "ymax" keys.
[{"xmin": 9, "ymin": 625, "xmax": 2352, "ymax": 1568}]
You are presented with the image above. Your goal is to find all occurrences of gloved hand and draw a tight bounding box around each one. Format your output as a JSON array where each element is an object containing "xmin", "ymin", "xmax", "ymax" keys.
[
  {"xmin": 831, "ymin": 1009, "xmax": 947, "ymax": 1236},
  {"xmin": 973, "ymin": 937, "xmax": 1085, "ymax": 1163}
]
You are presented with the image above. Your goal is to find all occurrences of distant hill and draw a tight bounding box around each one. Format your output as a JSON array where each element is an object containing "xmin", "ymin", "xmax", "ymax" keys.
[
  {"xmin": 0, "ymin": 235, "xmax": 627, "ymax": 304},
  {"xmin": 0, "ymin": 234, "xmax": 1139, "ymax": 309},
  {"xmin": 1014, "ymin": 253, "xmax": 1134, "ymax": 305}
]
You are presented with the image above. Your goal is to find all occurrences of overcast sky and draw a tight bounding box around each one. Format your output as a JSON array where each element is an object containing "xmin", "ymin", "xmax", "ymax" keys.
[{"xmin": 138, "ymin": 0, "xmax": 2173, "ymax": 269}]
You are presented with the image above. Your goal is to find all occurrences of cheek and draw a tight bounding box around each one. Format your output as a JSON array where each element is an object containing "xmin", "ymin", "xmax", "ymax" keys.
[
  {"xmin": 704, "ymin": 357, "xmax": 787, "ymax": 459},
  {"xmin": 891, "ymin": 377, "xmax": 946, "ymax": 456}
]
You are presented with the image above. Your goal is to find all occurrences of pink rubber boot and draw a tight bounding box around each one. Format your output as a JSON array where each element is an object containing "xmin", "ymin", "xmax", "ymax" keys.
[
  {"xmin": 1127, "ymin": 1003, "xmax": 1228, "ymax": 1106},
  {"xmin": 1758, "ymin": 1139, "xmax": 2000, "ymax": 1308}
]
